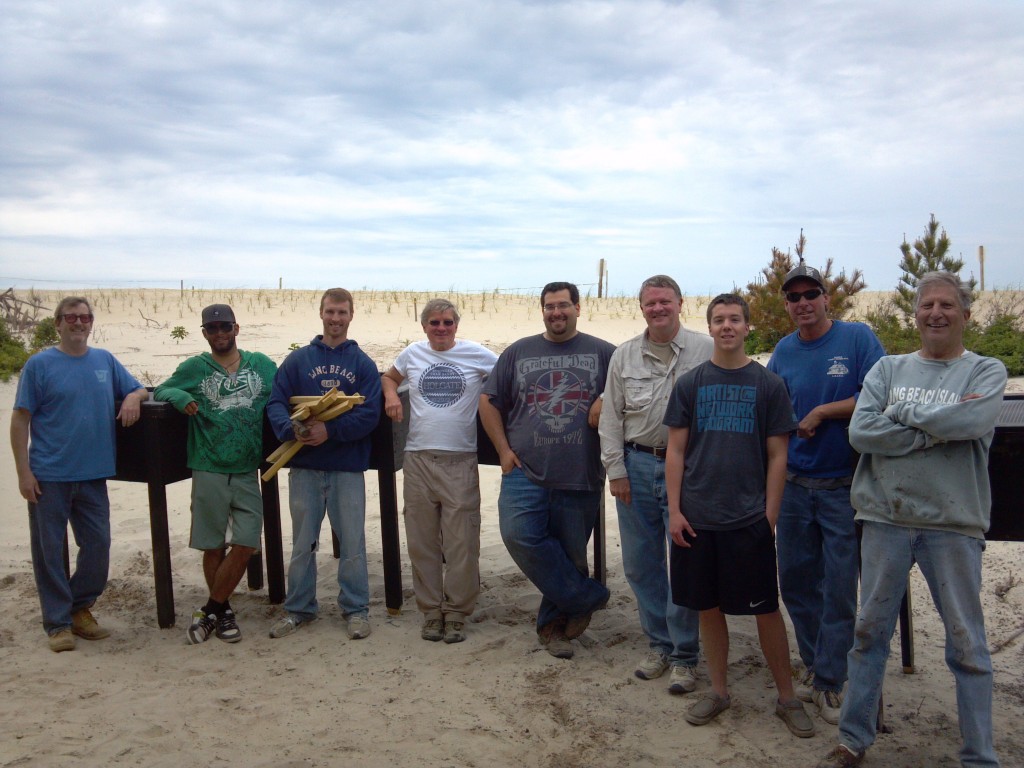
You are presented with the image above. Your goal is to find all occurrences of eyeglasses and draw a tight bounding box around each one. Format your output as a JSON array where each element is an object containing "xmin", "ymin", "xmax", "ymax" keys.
[
  {"xmin": 427, "ymin": 319, "xmax": 456, "ymax": 327},
  {"xmin": 543, "ymin": 302, "xmax": 575, "ymax": 312},
  {"xmin": 203, "ymin": 321, "xmax": 235, "ymax": 334},
  {"xmin": 785, "ymin": 288, "xmax": 824, "ymax": 303},
  {"xmin": 61, "ymin": 313, "xmax": 94, "ymax": 324}
]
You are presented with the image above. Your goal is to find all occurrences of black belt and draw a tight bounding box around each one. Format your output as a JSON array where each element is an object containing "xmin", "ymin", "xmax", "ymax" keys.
[{"xmin": 626, "ymin": 442, "xmax": 667, "ymax": 459}]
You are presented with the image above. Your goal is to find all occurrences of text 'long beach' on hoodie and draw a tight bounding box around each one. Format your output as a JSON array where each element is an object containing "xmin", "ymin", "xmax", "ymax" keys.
[{"xmin": 266, "ymin": 336, "xmax": 382, "ymax": 473}]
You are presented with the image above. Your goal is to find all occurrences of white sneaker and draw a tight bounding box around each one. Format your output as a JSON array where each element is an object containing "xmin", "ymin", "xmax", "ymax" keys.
[
  {"xmin": 346, "ymin": 615, "xmax": 371, "ymax": 640},
  {"xmin": 796, "ymin": 667, "xmax": 815, "ymax": 702},
  {"xmin": 668, "ymin": 665, "xmax": 698, "ymax": 695},
  {"xmin": 812, "ymin": 688, "xmax": 844, "ymax": 725},
  {"xmin": 635, "ymin": 652, "xmax": 670, "ymax": 680}
]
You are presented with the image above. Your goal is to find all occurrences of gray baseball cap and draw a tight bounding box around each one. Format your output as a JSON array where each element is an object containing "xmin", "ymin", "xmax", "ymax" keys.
[{"xmin": 782, "ymin": 264, "xmax": 825, "ymax": 291}]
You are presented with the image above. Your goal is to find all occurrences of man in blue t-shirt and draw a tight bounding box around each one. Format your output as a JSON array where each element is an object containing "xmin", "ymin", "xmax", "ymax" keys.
[
  {"xmin": 767, "ymin": 263, "xmax": 885, "ymax": 725},
  {"xmin": 12, "ymin": 297, "xmax": 148, "ymax": 653}
]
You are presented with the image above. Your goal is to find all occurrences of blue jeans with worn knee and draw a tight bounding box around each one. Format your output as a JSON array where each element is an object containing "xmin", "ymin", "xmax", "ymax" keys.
[
  {"xmin": 616, "ymin": 448, "xmax": 699, "ymax": 666},
  {"xmin": 776, "ymin": 480, "xmax": 859, "ymax": 692},
  {"xmin": 28, "ymin": 479, "xmax": 111, "ymax": 635},
  {"xmin": 839, "ymin": 522, "xmax": 998, "ymax": 767},
  {"xmin": 285, "ymin": 468, "xmax": 369, "ymax": 621},
  {"xmin": 498, "ymin": 467, "xmax": 609, "ymax": 632}
]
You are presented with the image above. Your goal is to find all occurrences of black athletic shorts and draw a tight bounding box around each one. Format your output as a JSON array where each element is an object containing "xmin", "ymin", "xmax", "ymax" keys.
[{"xmin": 670, "ymin": 517, "xmax": 779, "ymax": 615}]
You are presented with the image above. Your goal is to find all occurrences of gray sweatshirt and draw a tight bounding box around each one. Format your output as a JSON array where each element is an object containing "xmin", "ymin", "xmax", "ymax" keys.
[{"xmin": 849, "ymin": 350, "xmax": 1007, "ymax": 539}]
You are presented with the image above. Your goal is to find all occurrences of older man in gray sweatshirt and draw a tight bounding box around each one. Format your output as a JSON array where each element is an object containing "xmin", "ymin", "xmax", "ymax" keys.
[{"xmin": 816, "ymin": 270, "xmax": 1007, "ymax": 768}]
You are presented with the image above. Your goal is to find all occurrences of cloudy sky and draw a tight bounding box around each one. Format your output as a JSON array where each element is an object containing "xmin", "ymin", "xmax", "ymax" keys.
[{"xmin": 2, "ymin": 1, "xmax": 1022, "ymax": 296}]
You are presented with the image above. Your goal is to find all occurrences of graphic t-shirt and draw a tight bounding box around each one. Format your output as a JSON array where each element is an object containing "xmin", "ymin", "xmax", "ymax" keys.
[
  {"xmin": 483, "ymin": 332, "xmax": 615, "ymax": 491},
  {"xmin": 393, "ymin": 339, "xmax": 498, "ymax": 452},
  {"xmin": 663, "ymin": 360, "xmax": 796, "ymax": 530}
]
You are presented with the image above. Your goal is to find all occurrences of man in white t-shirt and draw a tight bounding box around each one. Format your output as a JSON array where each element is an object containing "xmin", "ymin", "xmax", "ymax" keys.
[{"xmin": 382, "ymin": 299, "xmax": 499, "ymax": 643}]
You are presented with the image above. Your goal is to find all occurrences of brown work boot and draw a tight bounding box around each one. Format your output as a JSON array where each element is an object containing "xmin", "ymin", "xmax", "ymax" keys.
[
  {"xmin": 71, "ymin": 608, "xmax": 111, "ymax": 640},
  {"xmin": 49, "ymin": 628, "xmax": 76, "ymax": 653}
]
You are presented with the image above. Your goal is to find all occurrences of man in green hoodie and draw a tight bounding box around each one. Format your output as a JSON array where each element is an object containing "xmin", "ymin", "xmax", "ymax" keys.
[{"xmin": 154, "ymin": 304, "xmax": 277, "ymax": 645}]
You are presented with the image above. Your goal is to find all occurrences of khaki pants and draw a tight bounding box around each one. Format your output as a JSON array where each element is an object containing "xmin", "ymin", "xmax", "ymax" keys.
[{"xmin": 402, "ymin": 450, "xmax": 482, "ymax": 620}]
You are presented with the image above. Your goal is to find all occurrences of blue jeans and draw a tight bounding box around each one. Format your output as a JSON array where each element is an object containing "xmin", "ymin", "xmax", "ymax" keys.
[
  {"xmin": 498, "ymin": 467, "xmax": 609, "ymax": 632},
  {"xmin": 285, "ymin": 469, "xmax": 369, "ymax": 620},
  {"xmin": 616, "ymin": 448, "xmax": 699, "ymax": 666},
  {"xmin": 28, "ymin": 480, "xmax": 111, "ymax": 635},
  {"xmin": 776, "ymin": 481, "xmax": 859, "ymax": 692},
  {"xmin": 839, "ymin": 522, "xmax": 998, "ymax": 767}
]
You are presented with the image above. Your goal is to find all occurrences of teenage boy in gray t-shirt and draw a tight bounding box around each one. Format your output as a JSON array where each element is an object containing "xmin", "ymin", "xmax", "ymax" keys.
[{"xmin": 664, "ymin": 293, "xmax": 813, "ymax": 738}]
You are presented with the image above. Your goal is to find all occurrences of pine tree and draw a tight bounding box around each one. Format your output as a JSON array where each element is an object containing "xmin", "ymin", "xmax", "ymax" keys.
[
  {"xmin": 893, "ymin": 214, "xmax": 974, "ymax": 320},
  {"xmin": 744, "ymin": 230, "xmax": 865, "ymax": 353}
]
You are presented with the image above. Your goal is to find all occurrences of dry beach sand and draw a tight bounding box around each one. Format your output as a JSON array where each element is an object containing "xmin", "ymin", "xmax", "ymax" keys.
[{"xmin": 1, "ymin": 288, "xmax": 1022, "ymax": 768}]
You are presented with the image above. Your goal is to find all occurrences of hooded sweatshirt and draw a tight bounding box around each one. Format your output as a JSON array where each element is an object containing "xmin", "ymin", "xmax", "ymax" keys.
[
  {"xmin": 153, "ymin": 350, "xmax": 277, "ymax": 473},
  {"xmin": 266, "ymin": 336, "xmax": 382, "ymax": 472},
  {"xmin": 849, "ymin": 350, "xmax": 1007, "ymax": 539}
]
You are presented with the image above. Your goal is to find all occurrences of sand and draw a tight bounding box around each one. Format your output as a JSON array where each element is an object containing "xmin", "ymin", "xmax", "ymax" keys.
[{"xmin": 1, "ymin": 288, "xmax": 1022, "ymax": 768}]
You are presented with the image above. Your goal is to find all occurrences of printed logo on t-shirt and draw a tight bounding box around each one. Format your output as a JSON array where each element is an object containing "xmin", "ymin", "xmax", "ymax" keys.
[
  {"xmin": 695, "ymin": 384, "xmax": 756, "ymax": 434},
  {"xmin": 527, "ymin": 369, "xmax": 589, "ymax": 434},
  {"xmin": 419, "ymin": 362, "xmax": 466, "ymax": 408},
  {"xmin": 826, "ymin": 356, "xmax": 851, "ymax": 377},
  {"xmin": 94, "ymin": 370, "xmax": 108, "ymax": 383}
]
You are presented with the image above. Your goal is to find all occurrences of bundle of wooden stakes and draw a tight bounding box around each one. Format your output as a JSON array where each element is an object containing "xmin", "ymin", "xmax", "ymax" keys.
[{"xmin": 261, "ymin": 388, "xmax": 366, "ymax": 481}]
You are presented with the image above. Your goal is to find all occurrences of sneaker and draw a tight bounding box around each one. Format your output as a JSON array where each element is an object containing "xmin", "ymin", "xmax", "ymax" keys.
[
  {"xmin": 215, "ymin": 608, "xmax": 242, "ymax": 643},
  {"xmin": 71, "ymin": 608, "xmax": 110, "ymax": 640},
  {"xmin": 668, "ymin": 665, "xmax": 698, "ymax": 695},
  {"xmin": 269, "ymin": 614, "xmax": 309, "ymax": 639},
  {"xmin": 186, "ymin": 609, "xmax": 217, "ymax": 644},
  {"xmin": 685, "ymin": 693, "xmax": 731, "ymax": 725},
  {"xmin": 49, "ymin": 628, "xmax": 76, "ymax": 653},
  {"xmin": 346, "ymin": 615, "xmax": 371, "ymax": 640},
  {"xmin": 421, "ymin": 618, "xmax": 444, "ymax": 642},
  {"xmin": 796, "ymin": 667, "xmax": 815, "ymax": 702},
  {"xmin": 776, "ymin": 698, "xmax": 816, "ymax": 738},
  {"xmin": 546, "ymin": 635, "xmax": 574, "ymax": 659},
  {"xmin": 812, "ymin": 688, "xmax": 844, "ymax": 725},
  {"xmin": 815, "ymin": 744, "xmax": 865, "ymax": 768},
  {"xmin": 443, "ymin": 621, "xmax": 465, "ymax": 644},
  {"xmin": 635, "ymin": 652, "xmax": 670, "ymax": 680}
]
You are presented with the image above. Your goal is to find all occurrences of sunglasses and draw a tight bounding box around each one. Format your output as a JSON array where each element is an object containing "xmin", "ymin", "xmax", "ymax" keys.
[
  {"xmin": 61, "ymin": 313, "xmax": 94, "ymax": 324},
  {"xmin": 203, "ymin": 321, "xmax": 235, "ymax": 333},
  {"xmin": 427, "ymin": 319, "xmax": 456, "ymax": 327},
  {"xmin": 785, "ymin": 288, "xmax": 824, "ymax": 303}
]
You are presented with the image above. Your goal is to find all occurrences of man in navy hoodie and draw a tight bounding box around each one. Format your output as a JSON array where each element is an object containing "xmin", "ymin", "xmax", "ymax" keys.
[{"xmin": 266, "ymin": 288, "xmax": 382, "ymax": 641}]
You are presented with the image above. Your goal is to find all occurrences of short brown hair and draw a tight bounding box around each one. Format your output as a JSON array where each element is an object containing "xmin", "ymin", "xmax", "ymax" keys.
[
  {"xmin": 706, "ymin": 293, "xmax": 750, "ymax": 324},
  {"xmin": 54, "ymin": 296, "xmax": 93, "ymax": 322},
  {"xmin": 420, "ymin": 298, "xmax": 461, "ymax": 324},
  {"xmin": 320, "ymin": 288, "xmax": 354, "ymax": 311},
  {"xmin": 638, "ymin": 275, "xmax": 682, "ymax": 301}
]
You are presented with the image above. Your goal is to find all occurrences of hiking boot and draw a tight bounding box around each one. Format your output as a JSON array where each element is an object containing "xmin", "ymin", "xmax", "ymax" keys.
[
  {"xmin": 49, "ymin": 628, "xmax": 76, "ymax": 653},
  {"xmin": 685, "ymin": 693, "xmax": 731, "ymax": 725},
  {"xmin": 186, "ymin": 609, "xmax": 217, "ymax": 645},
  {"xmin": 635, "ymin": 652, "xmax": 670, "ymax": 680},
  {"xmin": 564, "ymin": 594, "xmax": 609, "ymax": 639},
  {"xmin": 215, "ymin": 608, "xmax": 242, "ymax": 643},
  {"xmin": 812, "ymin": 688, "xmax": 844, "ymax": 725},
  {"xmin": 443, "ymin": 621, "xmax": 465, "ymax": 644},
  {"xmin": 71, "ymin": 608, "xmax": 110, "ymax": 640},
  {"xmin": 269, "ymin": 614, "xmax": 309, "ymax": 639},
  {"xmin": 776, "ymin": 698, "xmax": 816, "ymax": 738},
  {"xmin": 421, "ymin": 618, "xmax": 444, "ymax": 642},
  {"xmin": 537, "ymin": 616, "xmax": 567, "ymax": 646},
  {"xmin": 815, "ymin": 745, "xmax": 865, "ymax": 767},
  {"xmin": 546, "ymin": 635, "xmax": 574, "ymax": 659},
  {"xmin": 346, "ymin": 615, "xmax": 371, "ymax": 640},
  {"xmin": 668, "ymin": 665, "xmax": 698, "ymax": 694},
  {"xmin": 796, "ymin": 667, "xmax": 814, "ymax": 702}
]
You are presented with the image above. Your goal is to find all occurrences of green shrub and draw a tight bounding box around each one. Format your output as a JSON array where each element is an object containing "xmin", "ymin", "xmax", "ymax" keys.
[
  {"xmin": 0, "ymin": 319, "xmax": 29, "ymax": 382},
  {"xmin": 30, "ymin": 317, "xmax": 59, "ymax": 352},
  {"xmin": 967, "ymin": 312, "xmax": 1024, "ymax": 376}
]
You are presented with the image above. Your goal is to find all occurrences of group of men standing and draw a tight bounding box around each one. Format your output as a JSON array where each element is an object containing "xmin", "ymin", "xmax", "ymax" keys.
[{"xmin": 12, "ymin": 269, "xmax": 1006, "ymax": 766}]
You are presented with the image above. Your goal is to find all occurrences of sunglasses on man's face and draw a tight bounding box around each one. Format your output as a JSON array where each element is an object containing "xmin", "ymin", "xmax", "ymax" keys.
[
  {"xmin": 427, "ymin": 319, "xmax": 456, "ymax": 327},
  {"xmin": 61, "ymin": 313, "xmax": 94, "ymax": 324},
  {"xmin": 785, "ymin": 288, "xmax": 824, "ymax": 303},
  {"xmin": 203, "ymin": 322, "xmax": 235, "ymax": 334}
]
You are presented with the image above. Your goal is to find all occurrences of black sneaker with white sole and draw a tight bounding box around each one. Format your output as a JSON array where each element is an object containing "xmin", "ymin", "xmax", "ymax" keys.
[
  {"xmin": 216, "ymin": 608, "xmax": 242, "ymax": 643},
  {"xmin": 186, "ymin": 609, "xmax": 217, "ymax": 645}
]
